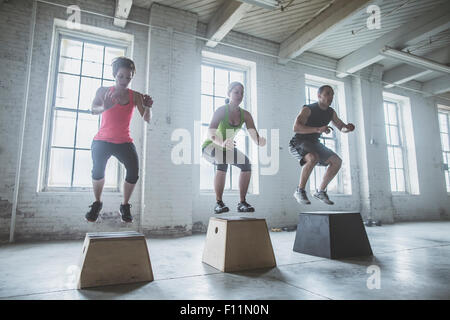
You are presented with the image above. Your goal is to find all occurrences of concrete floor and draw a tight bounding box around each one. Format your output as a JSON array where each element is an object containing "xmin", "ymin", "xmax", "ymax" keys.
[{"xmin": 0, "ymin": 221, "xmax": 449, "ymax": 300}]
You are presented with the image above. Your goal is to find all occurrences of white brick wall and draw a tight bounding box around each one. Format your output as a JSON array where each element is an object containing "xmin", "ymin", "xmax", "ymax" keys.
[{"xmin": 0, "ymin": 0, "xmax": 448, "ymax": 242}]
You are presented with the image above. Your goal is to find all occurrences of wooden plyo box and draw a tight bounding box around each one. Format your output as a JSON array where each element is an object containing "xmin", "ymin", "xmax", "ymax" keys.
[
  {"xmin": 77, "ymin": 231, "xmax": 153, "ymax": 289},
  {"xmin": 293, "ymin": 211, "xmax": 373, "ymax": 259},
  {"xmin": 202, "ymin": 217, "xmax": 276, "ymax": 272}
]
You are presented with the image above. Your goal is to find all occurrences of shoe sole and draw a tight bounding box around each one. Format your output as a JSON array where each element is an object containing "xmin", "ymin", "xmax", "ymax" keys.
[
  {"xmin": 214, "ymin": 207, "xmax": 229, "ymax": 214},
  {"xmin": 294, "ymin": 192, "xmax": 311, "ymax": 205},
  {"xmin": 237, "ymin": 208, "xmax": 255, "ymax": 212},
  {"xmin": 118, "ymin": 211, "xmax": 133, "ymax": 223},
  {"xmin": 313, "ymin": 194, "xmax": 334, "ymax": 205}
]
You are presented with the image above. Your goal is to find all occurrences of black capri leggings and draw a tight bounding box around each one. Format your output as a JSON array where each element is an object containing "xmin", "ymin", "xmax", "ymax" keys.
[
  {"xmin": 202, "ymin": 143, "xmax": 251, "ymax": 173},
  {"xmin": 91, "ymin": 140, "xmax": 139, "ymax": 184}
]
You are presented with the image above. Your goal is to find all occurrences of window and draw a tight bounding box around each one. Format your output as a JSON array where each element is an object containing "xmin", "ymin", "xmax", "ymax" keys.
[
  {"xmin": 383, "ymin": 100, "xmax": 406, "ymax": 192},
  {"xmin": 304, "ymin": 81, "xmax": 350, "ymax": 194},
  {"xmin": 438, "ymin": 107, "xmax": 450, "ymax": 192},
  {"xmin": 44, "ymin": 35, "xmax": 126, "ymax": 190},
  {"xmin": 200, "ymin": 61, "xmax": 249, "ymax": 192}
]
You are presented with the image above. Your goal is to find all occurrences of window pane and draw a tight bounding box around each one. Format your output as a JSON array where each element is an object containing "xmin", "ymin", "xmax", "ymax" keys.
[
  {"xmin": 201, "ymin": 65, "xmax": 214, "ymax": 96},
  {"xmin": 201, "ymin": 95, "xmax": 214, "ymax": 124},
  {"xmin": 215, "ymin": 68, "xmax": 228, "ymax": 97},
  {"xmin": 104, "ymin": 158, "xmax": 119, "ymax": 188},
  {"xmin": 104, "ymin": 47, "xmax": 126, "ymax": 80},
  {"xmin": 76, "ymin": 113, "xmax": 99, "ymax": 149},
  {"xmin": 385, "ymin": 125, "xmax": 391, "ymax": 145},
  {"xmin": 201, "ymin": 65, "xmax": 213, "ymax": 83},
  {"xmin": 394, "ymin": 147, "xmax": 404, "ymax": 169},
  {"xmin": 48, "ymin": 148, "xmax": 73, "ymax": 187},
  {"xmin": 389, "ymin": 168, "xmax": 397, "ymax": 192},
  {"xmin": 79, "ymin": 77, "xmax": 101, "ymax": 111},
  {"xmin": 55, "ymin": 74, "xmax": 80, "ymax": 109},
  {"xmin": 59, "ymin": 39, "xmax": 82, "ymax": 74},
  {"xmin": 383, "ymin": 103, "xmax": 388, "ymax": 123},
  {"xmin": 82, "ymin": 43, "xmax": 104, "ymax": 78},
  {"xmin": 102, "ymin": 79, "xmax": 115, "ymax": 88},
  {"xmin": 52, "ymin": 110, "xmax": 76, "ymax": 147},
  {"xmin": 440, "ymin": 133, "xmax": 449, "ymax": 152},
  {"xmin": 229, "ymin": 71, "xmax": 244, "ymax": 84},
  {"xmin": 388, "ymin": 103, "xmax": 397, "ymax": 125},
  {"xmin": 308, "ymin": 87, "xmax": 318, "ymax": 103},
  {"xmin": 214, "ymin": 96, "xmax": 226, "ymax": 110},
  {"xmin": 445, "ymin": 171, "xmax": 450, "ymax": 192},
  {"xmin": 396, "ymin": 169, "xmax": 405, "ymax": 192},
  {"xmin": 387, "ymin": 147, "xmax": 395, "ymax": 168},
  {"xmin": 390, "ymin": 125, "xmax": 399, "ymax": 145},
  {"xmin": 438, "ymin": 113, "xmax": 448, "ymax": 133},
  {"xmin": 72, "ymin": 149, "xmax": 92, "ymax": 187},
  {"xmin": 443, "ymin": 152, "xmax": 448, "ymax": 165}
]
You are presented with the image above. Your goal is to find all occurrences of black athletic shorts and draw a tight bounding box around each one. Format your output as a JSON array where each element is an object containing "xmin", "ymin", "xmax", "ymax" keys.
[
  {"xmin": 91, "ymin": 140, "xmax": 139, "ymax": 184},
  {"xmin": 202, "ymin": 143, "xmax": 251, "ymax": 173},
  {"xmin": 289, "ymin": 137, "xmax": 337, "ymax": 167}
]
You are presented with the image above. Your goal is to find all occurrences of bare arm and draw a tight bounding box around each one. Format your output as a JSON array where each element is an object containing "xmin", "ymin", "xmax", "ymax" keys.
[
  {"xmin": 133, "ymin": 91, "xmax": 152, "ymax": 123},
  {"xmin": 91, "ymin": 87, "xmax": 109, "ymax": 115},
  {"xmin": 293, "ymin": 106, "xmax": 325, "ymax": 134},
  {"xmin": 332, "ymin": 110, "xmax": 355, "ymax": 133},
  {"xmin": 244, "ymin": 110, "xmax": 265, "ymax": 146},
  {"xmin": 331, "ymin": 110, "xmax": 346, "ymax": 131}
]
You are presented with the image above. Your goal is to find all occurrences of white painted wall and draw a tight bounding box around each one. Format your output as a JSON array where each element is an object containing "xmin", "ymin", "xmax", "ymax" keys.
[{"xmin": 0, "ymin": 0, "xmax": 448, "ymax": 242}]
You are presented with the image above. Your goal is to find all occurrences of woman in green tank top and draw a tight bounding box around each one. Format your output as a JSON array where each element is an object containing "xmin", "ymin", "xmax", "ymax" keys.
[{"xmin": 202, "ymin": 82, "xmax": 266, "ymax": 214}]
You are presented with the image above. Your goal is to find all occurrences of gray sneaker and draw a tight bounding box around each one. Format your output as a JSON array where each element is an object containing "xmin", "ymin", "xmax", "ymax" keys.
[
  {"xmin": 294, "ymin": 187, "xmax": 311, "ymax": 205},
  {"xmin": 313, "ymin": 190, "xmax": 334, "ymax": 205}
]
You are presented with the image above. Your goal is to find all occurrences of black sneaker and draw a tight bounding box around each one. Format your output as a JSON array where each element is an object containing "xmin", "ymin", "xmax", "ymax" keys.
[
  {"xmin": 120, "ymin": 203, "xmax": 133, "ymax": 223},
  {"xmin": 313, "ymin": 190, "xmax": 334, "ymax": 205},
  {"xmin": 294, "ymin": 187, "xmax": 311, "ymax": 205},
  {"xmin": 237, "ymin": 201, "xmax": 255, "ymax": 212},
  {"xmin": 85, "ymin": 201, "xmax": 102, "ymax": 222},
  {"xmin": 214, "ymin": 200, "xmax": 229, "ymax": 214}
]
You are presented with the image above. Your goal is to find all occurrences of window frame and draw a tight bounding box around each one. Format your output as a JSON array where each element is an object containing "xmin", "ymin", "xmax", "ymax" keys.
[
  {"xmin": 383, "ymin": 98, "xmax": 409, "ymax": 194},
  {"xmin": 39, "ymin": 25, "xmax": 132, "ymax": 193},
  {"xmin": 199, "ymin": 57, "xmax": 253, "ymax": 194},
  {"xmin": 437, "ymin": 106, "xmax": 450, "ymax": 193},
  {"xmin": 304, "ymin": 81, "xmax": 345, "ymax": 194}
]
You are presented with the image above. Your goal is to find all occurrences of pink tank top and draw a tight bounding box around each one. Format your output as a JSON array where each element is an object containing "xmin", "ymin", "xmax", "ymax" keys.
[{"xmin": 94, "ymin": 88, "xmax": 135, "ymax": 144}]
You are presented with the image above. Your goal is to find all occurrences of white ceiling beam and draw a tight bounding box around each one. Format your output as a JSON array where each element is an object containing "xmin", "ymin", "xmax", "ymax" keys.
[
  {"xmin": 113, "ymin": 0, "xmax": 133, "ymax": 28},
  {"xmin": 278, "ymin": 0, "xmax": 373, "ymax": 64},
  {"xmin": 205, "ymin": 0, "xmax": 252, "ymax": 48},
  {"xmin": 383, "ymin": 46, "xmax": 449, "ymax": 88},
  {"xmin": 336, "ymin": 4, "xmax": 450, "ymax": 78},
  {"xmin": 422, "ymin": 75, "xmax": 450, "ymax": 96},
  {"xmin": 383, "ymin": 65, "xmax": 432, "ymax": 88}
]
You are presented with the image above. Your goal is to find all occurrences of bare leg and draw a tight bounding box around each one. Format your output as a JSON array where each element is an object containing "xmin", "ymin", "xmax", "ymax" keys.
[
  {"xmin": 319, "ymin": 155, "xmax": 342, "ymax": 191},
  {"xmin": 123, "ymin": 181, "xmax": 136, "ymax": 205},
  {"xmin": 239, "ymin": 171, "xmax": 251, "ymax": 202},
  {"xmin": 299, "ymin": 153, "xmax": 319, "ymax": 189},
  {"xmin": 92, "ymin": 178, "xmax": 105, "ymax": 202},
  {"xmin": 214, "ymin": 170, "xmax": 227, "ymax": 201}
]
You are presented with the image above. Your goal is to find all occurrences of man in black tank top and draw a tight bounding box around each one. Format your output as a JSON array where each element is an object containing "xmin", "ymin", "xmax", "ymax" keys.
[{"xmin": 289, "ymin": 85, "xmax": 355, "ymax": 205}]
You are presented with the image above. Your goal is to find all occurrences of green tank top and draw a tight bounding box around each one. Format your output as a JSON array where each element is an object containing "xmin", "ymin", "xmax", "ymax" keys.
[{"xmin": 202, "ymin": 104, "xmax": 245, "ymax": 150}]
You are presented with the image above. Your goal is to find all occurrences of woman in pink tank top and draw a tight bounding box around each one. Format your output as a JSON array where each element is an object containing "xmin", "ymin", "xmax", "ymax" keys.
[{"xmin": 85, "ymin": 57, "xmax": 153, "ymax": 223}]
